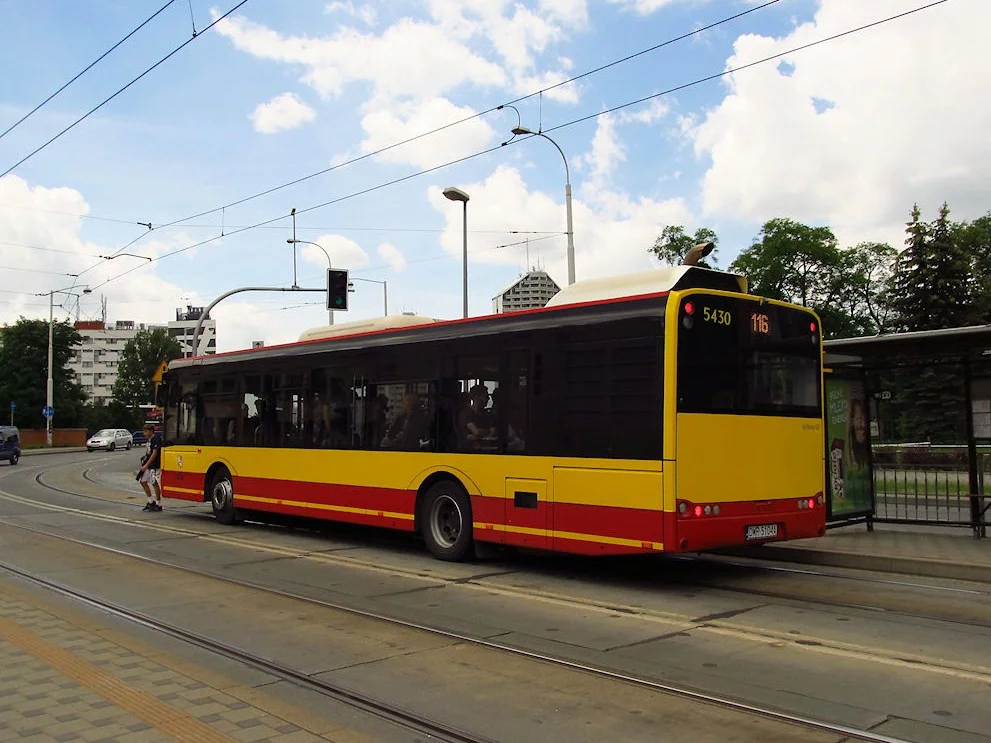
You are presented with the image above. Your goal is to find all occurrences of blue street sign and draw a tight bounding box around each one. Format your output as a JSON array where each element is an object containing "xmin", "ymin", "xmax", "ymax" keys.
[
  {"xmin": 8, "ymin": 402, "xmax": 14, "ymax": 410},
  {"xmin": 42, "ymin": 405, "xmax": 54, "ymax": 418}
]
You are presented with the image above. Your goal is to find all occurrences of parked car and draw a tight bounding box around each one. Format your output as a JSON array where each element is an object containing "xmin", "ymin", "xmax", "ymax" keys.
[
  {"xmin": 0, "ymin": 425, "xmax": 20, "ymax": 465},
  {"xmin": 131, "ymin": 429, "xmax": 148, "ymax": 446},
  {"xmin": 86, "ymin": 428, "xmax": 133, "ymax": 452}
]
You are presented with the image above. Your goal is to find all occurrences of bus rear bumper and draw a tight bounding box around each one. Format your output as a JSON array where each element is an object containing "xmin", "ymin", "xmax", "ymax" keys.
[{"xmin": 668, "ymin": 504, "xmax": 825, "ymax": 553}]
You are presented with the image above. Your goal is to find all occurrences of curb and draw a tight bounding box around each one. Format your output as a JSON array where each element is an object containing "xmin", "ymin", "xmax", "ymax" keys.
[
  {"xmin": 727, "ymin": 545, "xmax": 989, "ymax": 584},
  {"xmin": 21, "ymin": 447, "xmax": 88, "ymax": 456}
]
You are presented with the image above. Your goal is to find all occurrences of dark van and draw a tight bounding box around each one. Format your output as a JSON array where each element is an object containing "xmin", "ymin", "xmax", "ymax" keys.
[{"xmin": 0, "ymin": 426, "xmax": 21, "ymax": 465}]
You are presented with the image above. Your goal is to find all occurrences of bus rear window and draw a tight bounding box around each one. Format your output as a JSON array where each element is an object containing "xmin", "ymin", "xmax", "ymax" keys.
[{"xmin": 676, "ymin": 296, "xmax": 821, "ymax": 417}]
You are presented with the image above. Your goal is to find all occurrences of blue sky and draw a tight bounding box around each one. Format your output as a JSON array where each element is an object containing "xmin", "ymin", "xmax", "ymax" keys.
[{"xmin": 0, "ymin": 0, "xmax": 984, "ymax": 351}]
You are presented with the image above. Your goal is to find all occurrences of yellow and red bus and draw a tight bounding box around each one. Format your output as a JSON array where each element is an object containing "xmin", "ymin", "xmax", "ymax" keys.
[{"xmin": 158, "ymin": 264, "xmax": 825, "ymax": 560}]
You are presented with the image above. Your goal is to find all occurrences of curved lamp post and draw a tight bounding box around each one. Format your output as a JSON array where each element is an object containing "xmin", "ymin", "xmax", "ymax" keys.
[
  {"xmin": 287, "ymin": 238, "xmax": 334, "ymax": 325},
  {"xmin": 442, "ymin": 187, "xmax": 470, "ymax": 318},
  {"xmin": 511, "ymin": 126, "xmax": 575, "ymax": 286}
]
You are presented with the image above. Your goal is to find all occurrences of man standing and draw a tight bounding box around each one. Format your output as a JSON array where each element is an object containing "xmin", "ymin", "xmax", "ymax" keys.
[{"xmin": 139, "ymin": 424, "xmax": 163, "ymax": 512}]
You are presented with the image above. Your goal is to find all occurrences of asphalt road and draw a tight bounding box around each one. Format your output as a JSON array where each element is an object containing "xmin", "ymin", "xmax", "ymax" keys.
[{"xmin": 1, "ymin": 450, "xmax": 989, "ymax": 742}]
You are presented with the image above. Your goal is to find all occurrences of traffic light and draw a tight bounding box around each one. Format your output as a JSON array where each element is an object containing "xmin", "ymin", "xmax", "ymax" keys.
[{"xmin": 327, "ymin": 268, "xmax": 349, "ymax": 311}]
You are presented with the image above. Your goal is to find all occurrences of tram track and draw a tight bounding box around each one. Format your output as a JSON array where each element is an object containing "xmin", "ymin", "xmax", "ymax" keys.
[
  {"xmin": 29, "ymin": 462, "xmax": 991, "ymax": 609},
  {"xmin": 10, "ymin": 469, "xmax": 991, "ymax": 654},
  {"xmin": 0, "ymin": 523, "xmax": 917, "ymax": 743},
  {"xmin": 3, "ymin": 462, "xmax": 990, "ymax": 738},
  {"xmin": 17, "ymin": 470, "xmax": 991, "ymax": 634},
  {"xmin": 8, "ymin": 465, "xmax": 991, "ymax": 688}
]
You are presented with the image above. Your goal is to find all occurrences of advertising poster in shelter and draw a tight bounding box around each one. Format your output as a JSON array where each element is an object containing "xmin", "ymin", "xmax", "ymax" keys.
[{"xmin": 825, "ymin": 376, "xmax": 874, "ymax": 519}]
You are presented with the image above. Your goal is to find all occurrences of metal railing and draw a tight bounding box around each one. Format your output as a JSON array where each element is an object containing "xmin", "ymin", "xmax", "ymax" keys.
[{"xmin": 872, "ymin": 458, "xmax": 988, "ymax": 535}]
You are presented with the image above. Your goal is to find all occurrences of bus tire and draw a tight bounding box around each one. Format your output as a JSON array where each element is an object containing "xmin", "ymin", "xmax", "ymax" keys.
[
  {"xmin": 421, "ymin": 480, "xmax": 473, "ymax": 561},
  {"xmin": 209, "ymin": 467, "xmax": 240, "ymax": 525}
]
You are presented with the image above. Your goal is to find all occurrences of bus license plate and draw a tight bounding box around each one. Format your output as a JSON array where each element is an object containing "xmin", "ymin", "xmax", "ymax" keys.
[{"xmin": 745, "ymin": 523, "xmax": 778, "ymax": 541}]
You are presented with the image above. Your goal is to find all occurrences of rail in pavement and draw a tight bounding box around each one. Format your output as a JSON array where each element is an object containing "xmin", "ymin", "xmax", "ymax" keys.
[{"xmin": 727, "ymin": 523, "xmax": 991, "ymax": 584}]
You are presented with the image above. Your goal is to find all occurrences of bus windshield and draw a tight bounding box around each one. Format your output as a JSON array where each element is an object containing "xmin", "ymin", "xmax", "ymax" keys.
[{"xmin": 676, "ymin": 295, "xmax": 821, "ymax": 418}]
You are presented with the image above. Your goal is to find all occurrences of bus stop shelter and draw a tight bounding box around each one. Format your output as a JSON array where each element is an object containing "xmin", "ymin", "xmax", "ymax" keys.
[{"xmin": 823, "ymin": 325, "xmax": 991, "ymax": 538}]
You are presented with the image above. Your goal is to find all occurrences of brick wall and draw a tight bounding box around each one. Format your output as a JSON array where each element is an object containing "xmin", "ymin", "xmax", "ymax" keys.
[{"xmin": 18, "ymin": 429, "xmax": 88, "ymax": 447}]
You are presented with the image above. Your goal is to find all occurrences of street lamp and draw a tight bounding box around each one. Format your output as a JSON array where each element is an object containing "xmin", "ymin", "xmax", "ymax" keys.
[
  {"xmin": 349, "ymin": 276, "xmax": 388, "ymax": 316},
  {"xmin": 442, "ymin": 187, "xmax": 470, "ymax": 318},
  {"xmin": 287, "ymin": 238, "xmax": 334, "ymax": 325},
  {"xmin": 510, "ymin": 126, "xmax": 575, "ymax": 286},
  {"xmin": 39, "ymin": 285, "xmax": 91, "ymax": 447}
]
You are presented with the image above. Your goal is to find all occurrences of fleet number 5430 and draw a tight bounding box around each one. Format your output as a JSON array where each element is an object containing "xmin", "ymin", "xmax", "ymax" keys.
[{"xmin": 703, "ymin": 307, "xmax": 732, "ymax": 325}]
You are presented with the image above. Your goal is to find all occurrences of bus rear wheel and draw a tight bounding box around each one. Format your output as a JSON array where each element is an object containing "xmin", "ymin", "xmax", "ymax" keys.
[
  {"xmin": 210, "ymin": 467, "xmax": 240, "ymax": 525},
  {"xmin": 421, "ymin": 480, "xmax": 473, "ymax": 561}
]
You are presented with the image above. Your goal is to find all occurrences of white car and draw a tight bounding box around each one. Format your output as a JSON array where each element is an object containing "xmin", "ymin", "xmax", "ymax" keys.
[{"xmin": 86, "ymin": 428, "xmax": 133, "ymax": 452}]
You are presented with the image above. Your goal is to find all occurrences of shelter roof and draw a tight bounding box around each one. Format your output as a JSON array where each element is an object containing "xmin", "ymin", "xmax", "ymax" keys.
[{"xmin": 824, "ymin": 325, "xmax": 991, "ymax": 367}]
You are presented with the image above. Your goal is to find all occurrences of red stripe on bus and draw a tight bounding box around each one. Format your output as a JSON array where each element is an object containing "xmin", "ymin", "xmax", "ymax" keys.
[
  {"xmin": 552, "ymin": 501, "xmax": 663, "ymax": 543},
  {"xmin": 235, "ymin": 476, "xmax": 417, "ymax": 523}
]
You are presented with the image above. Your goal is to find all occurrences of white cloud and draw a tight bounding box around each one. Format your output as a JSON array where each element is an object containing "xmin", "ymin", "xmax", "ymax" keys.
[
  {"xmin": 429, "ymin": 165, "xmax": 693, "ymax": 283},
  {"xmin": 693, "ymin": 0, "xmax": 991, "ymax": 245},
  {"xmin": 304, "ymin": 233, "xmax": 370, "ymax": 269},
  {"xmin": 577, "ymin": 114, "xmax": 626, "ymax": 185},
  {"xmin": 215, "ymin": 4, "xmax": 586, "ymax": 107},
  {"xmin": 607, "ymin": 0, "xmax": 689, "ymax": 15},
  {"xmin": 215, "ymin": 14, "xmax": 506, "ymax": 103},
  {"xmin": 538, "ymin": 0, "xmax": 589, "ymax": 27},
  {"xmin": 359, "ymin": 98, "xmax": 496, "ymax": 169},
  {"xmin": 250, "ymin": 92, "xmax": 316, "ymax": 134},
  {"xmin": 619, "ymin": 99, "xmax": 669, "ymax": 125},
  {"xmin": 377, "ymin": 242, "xmax": 406, "ymax": 271},
  {"xmin": 324, "ymin": 1, "xmax": 377, "ymax": 26},
  {"xmin": 576, "ymin": 102, "xmax": 670, "ymax": 186}
]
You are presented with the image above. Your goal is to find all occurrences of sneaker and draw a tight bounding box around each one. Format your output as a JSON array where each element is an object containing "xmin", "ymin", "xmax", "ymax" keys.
[
  {"xmin": 141, "ymin": 502, "xmax": 154, "ymax": 511},
  {"xmin": 149, "ymin": 503, "xmax": 163, "ymax": 512}
]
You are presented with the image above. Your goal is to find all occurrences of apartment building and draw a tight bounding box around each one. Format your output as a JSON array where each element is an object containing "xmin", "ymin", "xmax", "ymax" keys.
[
  {"xmin": 70, "ymin": 320, "xmax": 148, "ymax": 406},
  {"xmin": 170, "ymin": 305, "xmax": 216, "ymax": 358},
  {"xmin": 491, "ymin": 270, "xmax": 561, "ymax": 313}
]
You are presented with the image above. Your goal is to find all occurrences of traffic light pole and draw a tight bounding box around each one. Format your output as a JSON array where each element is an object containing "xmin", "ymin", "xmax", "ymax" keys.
[{"xmin": 191, "ymin": 286, "xmax": 327, "ymax": 358}]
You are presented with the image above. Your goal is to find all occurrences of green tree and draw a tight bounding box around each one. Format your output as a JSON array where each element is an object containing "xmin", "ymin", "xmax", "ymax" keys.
[
  {"xmin": 839, "ymin": 241, "xmax": 898, "ymax": 335},
  {"xmin": 112, "ymin": 328, "xmax": 181, "ymax": 411},
  {"xmin": 648, "ymin": 225, "xmax": 719, "ymax": 268},
  {"xmin": 0, "ymin": 318, "xmax": 87, "ymax": 428},
  {"xmin": 729, "ymin": 218, "xmax": 865, "ymax": 338},
  {"xmin": 890, "ymin": 203, "xmax": 975, "ymax": 331},
  {"xmin": 954, "ymin": 212, "xmax": 991, "ymax": 323}
]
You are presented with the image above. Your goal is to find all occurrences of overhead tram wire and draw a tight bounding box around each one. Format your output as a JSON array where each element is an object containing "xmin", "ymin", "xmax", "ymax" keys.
[
  {"xmin": 83, "ymin": 1, "xmax": 783, "ymax": 277},
  {"xmin": 107, "ymin": 0, "xmax": 784, "ymax": 241},
  {"xmin": 538, "ymin": 0, "xmax": 956, "ymax": 138},
  {"xmin": 0, "ymin": 0, "xmax": 252, "ymax": 178},
  {"xmin": 10, "ymin": 0, "xmax": 780, "ymax": 260},
  {"xmin": 86, "ymin": 0, "xmax": 953, "ymax": 295},
  {"xmin": 0, "ymin": 0, "xmax": 178, "ymax": 143}
]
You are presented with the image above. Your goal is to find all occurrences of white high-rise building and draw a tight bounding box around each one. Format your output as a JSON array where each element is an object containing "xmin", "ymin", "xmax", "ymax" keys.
[
  {"xmin": 170, "ymin": 305, "xmax": 216, "ymax": 358},
  {"xmin": 70, "ymin": 320, "xmax": 151, "ymax": 406},
  {"xmin": 492, "ymin": 270, "xmax": 561, "ymax": 313}
]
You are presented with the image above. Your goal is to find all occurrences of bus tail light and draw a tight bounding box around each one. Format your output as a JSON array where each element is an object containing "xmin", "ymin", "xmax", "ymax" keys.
[
  {"xmin": 678, "ymin": 500, "xmax": 722, "ymax": 518},
  {"xmin": 682, "ymin": 301, "xmax": 695, "ymax": 330}
]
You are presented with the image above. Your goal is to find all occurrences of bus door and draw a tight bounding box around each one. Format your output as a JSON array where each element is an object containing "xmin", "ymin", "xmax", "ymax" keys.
[{"xmin": 502, "ymin": 350, "xmax": 551, "ymax": 550}]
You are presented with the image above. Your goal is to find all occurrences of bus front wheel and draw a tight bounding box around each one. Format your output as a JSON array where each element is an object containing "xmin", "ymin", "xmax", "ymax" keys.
[
  {"xmin": 421, "ymin": 480, "xmax": 473, "ymax": 561},
  {"xmin": 210, "ymin": 467, "xmax": 240, "ymax": 525}
]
